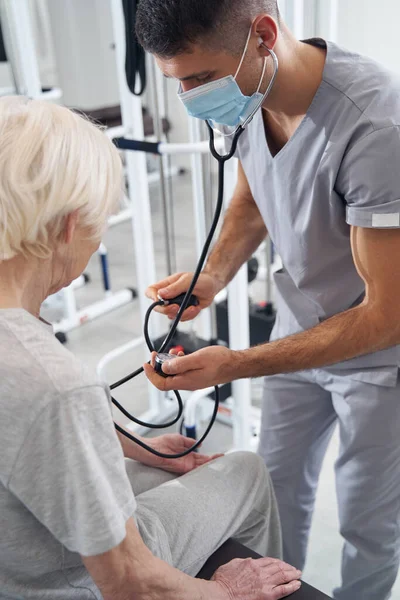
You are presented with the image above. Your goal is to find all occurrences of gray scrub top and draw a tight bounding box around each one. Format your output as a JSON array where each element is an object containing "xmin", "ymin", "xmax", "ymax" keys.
[{"xmin": 235, "ymin": 39, "xmax": 400, "ymax": 375}]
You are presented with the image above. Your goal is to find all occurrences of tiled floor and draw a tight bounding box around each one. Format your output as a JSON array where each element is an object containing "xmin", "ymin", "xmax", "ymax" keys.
[{"xmin": 43, "ymin": 172, "xmax": 400, "ymax": 599}]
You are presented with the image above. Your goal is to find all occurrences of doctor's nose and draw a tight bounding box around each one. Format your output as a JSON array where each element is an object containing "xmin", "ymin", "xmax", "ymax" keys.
[{"xmin": 180, "ymin": 80, "xmax": 202, "ymax": 93}]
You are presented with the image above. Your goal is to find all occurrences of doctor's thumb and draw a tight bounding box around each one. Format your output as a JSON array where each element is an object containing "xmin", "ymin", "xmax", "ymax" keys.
[
  {"xmin": 159, "ymin": 282, "xmax": 186, "ymax": 301},
  {"xmin": 163, "ymin": 356, "xmax": 193, "ymax": 375}
]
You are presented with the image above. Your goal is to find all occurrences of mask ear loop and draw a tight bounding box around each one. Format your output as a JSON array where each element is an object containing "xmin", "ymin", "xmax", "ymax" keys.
[
  {"xmin": 234, "ymin": 27, "xmax": 253, "ymax": 80},
  {"xmin": 256, "ymin": 57, "xmax": 268, "ymax": 93},
  {"xmin": 210, "ymin": 47, "xmax": 272, "ymax": 138},
  {"xmin": 240, "ymin": 45, "xmax": 278, "ymax": 130}
]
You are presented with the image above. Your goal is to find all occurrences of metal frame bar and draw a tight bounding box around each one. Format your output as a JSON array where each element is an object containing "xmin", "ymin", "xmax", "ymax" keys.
[
  {"xmin": 188, "ymin": 117, "xmax": 214, "ymax": 342},
  {"xmin": 0, "ymin": 0, "xmax": 42, "ymax": 97},
  {"xmin": 149, "ymin": 55, "xmax": 174, "ymax": 276},
  {"xmin": 311, "ymin": 0, "xmax": 338, "ymax": 43},
  {"xmin": 293, "ymin": 0, "xmax": 305, "ymax": 39},
  {"xmin": 110, "ymin": 0, "xmax": 164, "ymax": 417},
  {"xmin": 329, "ymin": 0, "xmax": 339, "ymax": 42},
  {"xmin": 0, "ymin": 0, "xmax": 62, "ymax": 100},
  {"xmin": 53, "ymin": 289, "xmax": 134, "ymax": 335},
  {"xmin": 223, "ymin": 158, "xmax": 253, "ymax": 451}
]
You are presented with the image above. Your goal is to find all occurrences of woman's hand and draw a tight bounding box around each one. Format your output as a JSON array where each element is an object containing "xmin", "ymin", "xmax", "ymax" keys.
[
  {"xmin": 140, "ymin": 350, "xmax": 223, "ymax": 475},
  {"xmin": 141, "ymin": 434, "xmax": 223, "ymax": 475},
  {"xmin": 213, "ymin": 558, "xmax": 302, "ymax": 600}
]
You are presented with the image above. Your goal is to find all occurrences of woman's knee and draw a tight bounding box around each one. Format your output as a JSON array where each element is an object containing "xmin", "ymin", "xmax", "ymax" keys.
[{"xmin": 224, "ymin": 451, "xmax": 270, "ymax": 486}]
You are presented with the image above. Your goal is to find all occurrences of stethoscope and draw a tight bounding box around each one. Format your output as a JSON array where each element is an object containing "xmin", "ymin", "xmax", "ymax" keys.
[{"xmin": 111, "ymin": 46, "xmax": 279, "ymax": 459}]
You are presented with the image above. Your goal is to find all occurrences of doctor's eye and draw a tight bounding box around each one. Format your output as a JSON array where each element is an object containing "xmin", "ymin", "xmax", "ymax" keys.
[{"xmin": 196, "ymin": 73, "xmax": 213, "ymax": 83}]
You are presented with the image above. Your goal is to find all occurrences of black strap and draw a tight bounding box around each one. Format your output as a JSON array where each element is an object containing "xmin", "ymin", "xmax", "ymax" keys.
[
  {"xmin": 122, "ymin": 0, "xmax": 146, "ymax": 96},
  {"xmin": 0, "ymin": 19, "xmax": 7, "ymax": 63},
  {"xmin": 114, "ymin": 137, "xmax": 161, "ymax": 154}
]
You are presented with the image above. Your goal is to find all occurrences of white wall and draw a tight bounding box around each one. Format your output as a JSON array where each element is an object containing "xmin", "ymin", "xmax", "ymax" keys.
[
  {"xmin": 46, "ymin": 0, "xmax": 120, "ymax": 110},
  {"xmin": 338, "ymin": 0, "xmax": 400, "ymax": 73},
  {"xmin": 316, "ymin": 0, "xmax": 400, "ymax": 74}
]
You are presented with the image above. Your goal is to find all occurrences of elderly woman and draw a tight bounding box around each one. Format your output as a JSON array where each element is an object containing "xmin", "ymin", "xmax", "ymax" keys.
[{"xmin": 0, "ymin": 97, "xmax": 301, "ymax": 600}]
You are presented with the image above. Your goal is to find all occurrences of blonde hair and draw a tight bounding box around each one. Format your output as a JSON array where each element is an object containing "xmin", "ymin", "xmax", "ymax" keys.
[{"xmin": 0, "ymin": 96, "xmax": 123, "ymax": 261}]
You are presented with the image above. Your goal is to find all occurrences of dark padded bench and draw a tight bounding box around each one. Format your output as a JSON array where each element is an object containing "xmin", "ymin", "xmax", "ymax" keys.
[{"xmin": 197, "ymin": 539, "xmax": 332, "ymax": 599}]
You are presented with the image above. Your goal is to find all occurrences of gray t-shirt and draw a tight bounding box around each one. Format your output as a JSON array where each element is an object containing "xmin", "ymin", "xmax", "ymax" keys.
[
  {"xmin": 0, "ymin": 309, "xmax": 136, "ymax": 599},
  {"xmin": 236, "ymin": 39, "xmax": 400, "ymax": 377}
]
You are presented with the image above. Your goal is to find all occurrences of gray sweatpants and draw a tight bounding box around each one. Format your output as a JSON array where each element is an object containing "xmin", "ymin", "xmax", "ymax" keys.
[
  {"xmin": 259, "ymin": 368, "xmax": 400, "ymax": 600},
  {"xmin": 125, "ymin": 451, "xmax": 282, "ymax": 577}
]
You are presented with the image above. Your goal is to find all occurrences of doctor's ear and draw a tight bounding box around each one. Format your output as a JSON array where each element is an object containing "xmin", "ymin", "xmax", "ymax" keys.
[{"xmin": 254, "ymin": 14, "xmax": 278, "ymax": 50}]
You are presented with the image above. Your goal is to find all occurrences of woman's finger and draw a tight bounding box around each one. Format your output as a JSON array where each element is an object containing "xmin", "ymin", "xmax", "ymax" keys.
[{"xmin": 270, "ymin": 580, "xmax": 301, "ymax": 600}]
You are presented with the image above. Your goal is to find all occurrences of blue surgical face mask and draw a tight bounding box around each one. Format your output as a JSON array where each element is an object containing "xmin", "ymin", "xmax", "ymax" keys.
[{"xmin": 178, "ymin": 27, "xmax": 267, "ymax": 128}]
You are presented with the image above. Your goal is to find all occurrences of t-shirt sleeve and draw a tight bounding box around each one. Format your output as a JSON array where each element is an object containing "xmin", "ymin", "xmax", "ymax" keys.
[
  {"xmin": 337, "ymin": 126, "xmax": 400, "ymax": 228},
  {"xmin": 8, "ymin": 385, "xmax": 136, "ymax": 557}
]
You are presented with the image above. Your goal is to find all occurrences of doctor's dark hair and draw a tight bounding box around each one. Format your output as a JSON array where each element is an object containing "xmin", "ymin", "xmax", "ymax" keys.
[{"xmin": 135, "ymin": 0, "xmax": 280, "ymax": 58}]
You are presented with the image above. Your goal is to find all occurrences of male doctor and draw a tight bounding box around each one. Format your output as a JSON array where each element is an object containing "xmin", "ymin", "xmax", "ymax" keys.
[{"xmin": 136, "ymin": 1, "xmax": 400, "ymax": 598}]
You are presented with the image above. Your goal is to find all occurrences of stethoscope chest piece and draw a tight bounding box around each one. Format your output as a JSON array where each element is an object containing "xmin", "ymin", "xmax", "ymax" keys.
[{"xmin": 154, "ymin": 353, "xmax": 176, "ymax": 378}]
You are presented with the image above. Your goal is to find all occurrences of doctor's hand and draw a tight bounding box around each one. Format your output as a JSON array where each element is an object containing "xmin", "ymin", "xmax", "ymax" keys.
[
  {"xmin": 146, "ymin": 272, "xmax": 221, "ymax": 322},
  {"xmin": 144, "ymin": 346, "xmax": 235, "ymax": 392},
  {"xmin": 212, "ymin": 558, "xmax": 302, "ymax": 600}
]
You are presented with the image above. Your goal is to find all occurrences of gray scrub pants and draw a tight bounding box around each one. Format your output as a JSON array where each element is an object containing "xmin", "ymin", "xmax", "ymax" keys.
[
  {"xmin": 259, "ymin": 368, "xmax": 400, "ymax": 600},
  {"xmin": 125, "ymin": 451, "xmax": 282, "ymax": 577}
]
